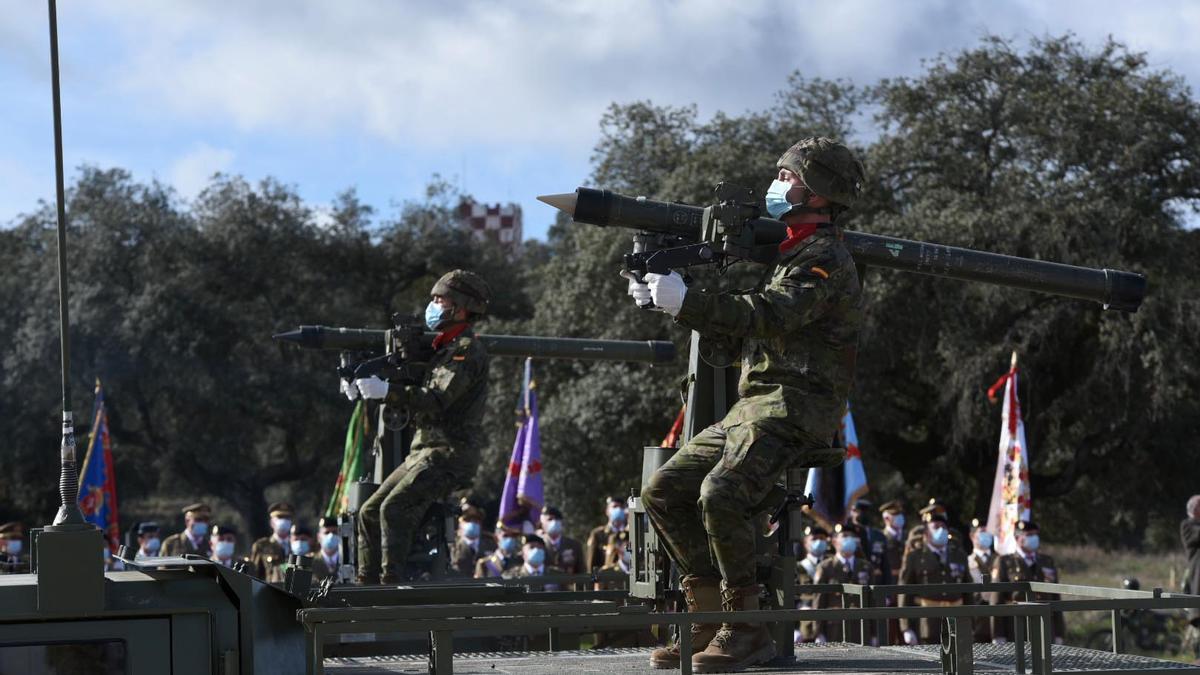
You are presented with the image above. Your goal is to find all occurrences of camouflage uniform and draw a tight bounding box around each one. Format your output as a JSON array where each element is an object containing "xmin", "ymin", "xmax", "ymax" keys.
[
  {"xmin": 898, "ymin": 544, "xmax": 973, "ymax": 643},
  {"xmin": 357, "ymin": 327, "xmax": 489, "ymax": 582},
  {"xmin": 641, "ymin": 226, "xmax": 863, "ymax": 589}
]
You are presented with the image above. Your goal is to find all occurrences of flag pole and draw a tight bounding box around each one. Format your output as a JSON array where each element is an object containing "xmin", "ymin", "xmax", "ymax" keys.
[{"xmin": 47, "ymin": 0, "xmax": 84, "ymax": 528}]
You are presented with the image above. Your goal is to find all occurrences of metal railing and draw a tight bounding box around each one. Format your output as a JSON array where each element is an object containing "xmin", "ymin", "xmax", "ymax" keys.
[{"xmin": 298, "ymin": 579, "xmax": 1200, "ymax": 675}]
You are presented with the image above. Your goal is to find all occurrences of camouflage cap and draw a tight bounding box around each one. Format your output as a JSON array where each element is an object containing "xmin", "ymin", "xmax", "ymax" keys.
[
  {"xmin": 432, "ymin": 269, "xmax": 490, "ymax": 315},
  {"xmin": 776, "ymin": 137, "xmax": 866, "ymax": 209}
]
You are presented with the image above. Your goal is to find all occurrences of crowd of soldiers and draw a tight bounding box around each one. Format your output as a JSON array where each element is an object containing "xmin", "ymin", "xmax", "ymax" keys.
[{"xmin": 795, "ymin": 497, "xmax": 1063, "ymax": 646}]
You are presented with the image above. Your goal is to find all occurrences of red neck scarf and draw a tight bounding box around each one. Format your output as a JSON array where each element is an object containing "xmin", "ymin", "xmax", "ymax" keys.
[
  {"xmin": 432, "ymin": 323, "xmax": 469, "ymax": 350},
  {"xmin": 778, "ymin": 222, "xmax": 830, "ymax": 254}
]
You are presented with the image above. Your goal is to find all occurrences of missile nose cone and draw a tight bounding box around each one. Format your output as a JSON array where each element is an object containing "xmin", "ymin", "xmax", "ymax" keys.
[
  {"xmin": 537, "ymin": 192, "xmax": 578, "ymax": 216},
  {"xmin": 272, "ymin": 329, "xmax": 303, "ymax": 344}
]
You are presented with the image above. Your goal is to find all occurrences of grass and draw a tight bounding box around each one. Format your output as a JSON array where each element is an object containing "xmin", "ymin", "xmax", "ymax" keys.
[{"xmin": 1047, "ymin": 544, "xmax": 1194, "ymax": 662}]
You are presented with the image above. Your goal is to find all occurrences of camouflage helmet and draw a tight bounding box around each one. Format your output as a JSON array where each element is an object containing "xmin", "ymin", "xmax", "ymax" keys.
[
  {"xmin": 776, "ymin": 137, "xmax": 866, "ymax": 209},
  {"xmin": 432, "ymin": 269, "xmax": 490, "ymax": 315}
]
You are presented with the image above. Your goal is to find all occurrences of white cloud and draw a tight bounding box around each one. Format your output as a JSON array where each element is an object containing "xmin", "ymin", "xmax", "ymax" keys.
[{"xmin": 168, "ymin": 144, "xmax": 235, "ymax": 200}]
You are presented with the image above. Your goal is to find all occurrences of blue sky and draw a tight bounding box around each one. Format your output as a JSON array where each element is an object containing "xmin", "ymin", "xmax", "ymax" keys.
[{"xmin": 3, "ymin": 1, "xmax": 1199, "ymax": 240}]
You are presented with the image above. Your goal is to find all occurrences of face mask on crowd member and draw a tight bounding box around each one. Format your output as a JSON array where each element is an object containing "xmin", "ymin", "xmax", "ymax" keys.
[
  {"xmin": 290, "ymin": 525, "xmax": 314, "ymax": 556},
  {"xmin": 499, "ymin": 535, "xmax": 519, "ymax": 557},
  {"xmin": 606, "ymin": 498, "xmax": 627, "ymax": 527},
  {"xmin": 541, "ymin": 507, "xmax": 566, "ymax": 538},
  {"xmin": 524, "ymin": 543, "xmax": 546, "ymax": 567},
  {"xmin": 806, "ymin": 535, "xmax": 829, "ymax": 558},
  {"xmin": 6, "ymin": 540, "xmax": 22, "ymax": 556},
  {"xmin": 835, "ymin": 527, "xmax": 859, "ymax": 557},
  {"xmin": 210, "ymin": 525, "xmax": 237, "ymax": 560},
  {"xmin": 460, "ymin": 518, "xmax": 482, "ymax": 540},
  {"xmin": 318, "ymin": 517, "xmax": 340, "ymax": 554},
  {"xmin": 928, "ymin": 522, "xmax": 950, "ymax": 547},
  {"xmin": 273, "ymin": 517, "xmax": 292, "ymax": 539},
  {"xmin": 190, "ymin": 517, "xmax": 209, "ymax": 538}
]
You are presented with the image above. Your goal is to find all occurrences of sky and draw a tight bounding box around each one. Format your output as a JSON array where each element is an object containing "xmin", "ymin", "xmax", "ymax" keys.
[{"xmin": 3, "ymin": 1, "xmax": 1199, "ymax": 240}]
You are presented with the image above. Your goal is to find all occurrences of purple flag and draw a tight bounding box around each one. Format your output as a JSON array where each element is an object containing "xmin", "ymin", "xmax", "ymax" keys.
[{"xmin": 498, "ymin": 359, "xmax": 541, "ymax": 533}]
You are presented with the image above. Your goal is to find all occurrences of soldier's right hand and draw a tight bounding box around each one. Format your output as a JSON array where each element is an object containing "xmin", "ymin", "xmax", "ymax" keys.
[
  {"xmin": 340, "ymin": 378, "xmax": 359, "ymax": 401},
  {"xmin": 620, "ymin": 271, "xmax": 653, "ymax": 308}
]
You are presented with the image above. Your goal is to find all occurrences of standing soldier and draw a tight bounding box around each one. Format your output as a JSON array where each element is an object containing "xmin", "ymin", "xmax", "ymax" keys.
[
  {"xmin": 161, "ymin": 503, "xmax": 212, "ymax": 558},
  {"xmin": 898, "ymin": 513, "xmax": 972, "ymax": 645},
  {"xmin": 814, "ymin": 524, "xmax": 877, "ymax": 643},
  {"xmin": 251, "ymin": 501, "xmax": 293, "ymax": 582},
  {"xmin": 585, "ymin": 496, "xmax": 628, "ymax": 572},
  {"xmin": 134, "ymin": 522, "xmax": 162, "ymax": 560},
  {"xmin": 449, "ymin": 503, "xmax": 494, "ymax": 576},
  {"xmin": 312, "ymin": 517, "xmax": 344, "ymax": 583},
  {"xmin": 967, "ymin": 518, "xmax": 996, "ymax": 643},
  {"xmin": 476, "ymin": 530, "xmax": 523, "ymax": 579},
  {"xmin": 353, "ymin": 270, "xmax": 492, "ymax": 585},
  {"xmin": 795, "ymin": 525, "xmax": 830, "ymax": 644},
  {"xmin": 849, "ymin": 498, "xmax": 893, "ymax": 585},
  {"xmin": 540, "ymin": 506, "xmax": 585, "ymax": 575},
  {"xmin": 0, "ymin": 522, "xmax": 26, "ymax": 574},
  {"xmin": 989, "ymin": 521, "xmax": 1066, "ymax": 644},
  {"xmin": 502, "ymin": 534, "xmax": 561, "ymax": 588},
  {"xmin": 879, "ymin": 501, "xmax": 906, "ymax": 580},
  {"xmin": 209, "ymin": 524, "xmax": 241, "ymax": 569},
  {"xmin": 634, "ymin": 137, "xmax": 866, "ymax": 672}
]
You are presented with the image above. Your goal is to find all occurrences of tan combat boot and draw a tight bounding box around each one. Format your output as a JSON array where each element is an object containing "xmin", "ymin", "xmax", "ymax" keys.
[
  {"xmin": 649, "ymin": 575, "xmax": 722, "ymax": 669},
  {"xmin": 691, "ymin": 583, "xmax": 776, "ymax": 673}
]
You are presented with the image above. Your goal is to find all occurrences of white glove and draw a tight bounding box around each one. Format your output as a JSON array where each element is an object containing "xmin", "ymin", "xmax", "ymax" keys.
[
  {"xmin": 355, "ymin": 376, "xmax": 389, "ymax": 400},
  {"xmin": 903, "ymin": 629, "xmax": 919, "ymax": 646},
  {"xmin": 646, "ymin": 271, "xmax": 687, "ymax": 317},
  {"xmin": 992, "ymin": 636, "xmax": 1008, "ymax": 645},
  {"xmin": 620, "ymin": 271, "xmax": 653, "ymax": 308},
  {"xmin": 340, "ymin": 378, "xmax": 359, "ymax": 401},
  {"xmin": 814, "ymin": 634, "xmax": 827, "ymax": 644}
]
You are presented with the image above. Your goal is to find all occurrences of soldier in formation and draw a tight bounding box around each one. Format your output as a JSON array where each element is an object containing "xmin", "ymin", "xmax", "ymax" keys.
[
  {"xmin": 634, "ymin": 137, "xmax": 866, "ymax": 672},
  {"xmin": 849, "ymin": 498, "xmax": 893, "ymax": 585},
  {"xmin": 449, "ymin": 501, "xmax": 494, "ymax": 576},
  {"xmin": 898, "ymin": 512, "xmax": 972, "ymax": 645},
  {"xmin": 134, "ymin": 521, "xmax": 161, "ymax": 560},
  {"xmin": 814, "ymin": 523, "xmax": 880, "ymax": 643},
  {"xmin": 209, "ymin": 524, "xmax": 242, "ymax": 568},
  {"xmin": 352, "ymin": 270, "xmax": 492, "ymax": 584},
  {"xmin": 540, "ymin": 506, "xmax": 584, "ymax": 575},
  {"xmin": 585, "ymin": 496, "xmax": 628, "ymax": 573},
  {"xmin": 0, "ymin": 522, "xmax": 26, "ymax": 574},
  {"xmin": 475, "ymin": 530, "xmax": 523, "ymax": 578},
  {"xmin": 879, "ymin": 500, "xmax": 906, "ymax": 580},
  {"xmin": 502, "ymin": 534, "xmax": 561, "ymax": 588},
  {"xmin": 989, "ymin": 520, "xmax": 1065, "ymax": 644},
  {"xmin": 161, "ymin": 503, "xmax": 211, "ymax": 558},
  {"xmin": 795, "ymin": 525, "xmax": 829, "ymax": 644},
  {"xmin": 967, "ymin": 518, "xmax": 996, "ymax": 643},
  {"xmin": 251, "ymin": 501, "xmax": 294, "ymax": 583}
]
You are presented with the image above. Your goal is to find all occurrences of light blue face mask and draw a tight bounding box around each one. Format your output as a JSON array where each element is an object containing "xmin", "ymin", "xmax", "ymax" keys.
[
  {"xmin": 609, "ymin": 506, "xmax": 627, "ymax": 523},
  {"xmin": 499, "ymin": 536, "xmax": 518, "ymax": 555},
  {"xmin": 930, "ymin": 526, "xmax": 949, "ymax": 546},
  {"xmin": 462, "ymin": 522, "xmax": 482, "ymax": 538},
  {"xmin": 765, "ymin": 179, "xmax": 795, "ymax": 219},
  {"xmin": 545, "ymin": 519, "xmax": 563, "ymax": 536},
  {"xmin": 808, "ymin": 539, "xmax": 828, "ymax": 557},
  {"xmin": 290, "ymin": 539, "xmax": 310, "ymax": 556},
  {"xmin": 525, "ymin": 547, "xmax": 546, "ymax": 565},
  {"xmin": 191, "ymin": 521, "xmax": 209, "ymax": 537},
  {"xmin": 977, "ymin": 532, "xmax": 995, "ymax": 549},
  {"xmin": 1022, "ymin": 534, "xmax": 1040, "ymax": 551},
  {"xmin": 6, "ymin": 540, "xmax": 22, "ymax": 556},
  {"xmin": 425, "ymin": 300, "xmax": 447, "ymax": 330},
  {"xmin": 214, "ymin": 540, "xmax": 235, "ymax": 559},
  {"xmin": 839, "ymin": 537, "xmax": 859, "ymax": 555},
  {"xmin": 320, "ymin": 533, "xmax": 340, "ymax": 552}
]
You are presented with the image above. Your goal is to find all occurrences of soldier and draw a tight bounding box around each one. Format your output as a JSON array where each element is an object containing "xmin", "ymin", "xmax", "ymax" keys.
[
  {"xmin": 449, "ymin": 502, "xmax": 494, "ymax": 576},
  {"xmin": 539, "ymin": 505, "xmax": 585, "ymax": 575},
  {"xmin": 353, "ymin": 270, "xmax": 492, "ymax": 584},
  {"xmin": 134, "ymin": 522, "xmax": 161, "ymax": 560},
  {"xmin": 967, "ymin": 518, "xmax": 996, "ymax": 643},
  {"xmin": 585, "ymin": 496, "xmax": 628, "ymax": 572},
  {"xmin": 594, "ymin": 531, "xmax": 656, "ymax": 648},
  {"xmin": 898, "ymin": 513, "xmax": 972, "ymax": 645},
  {"xmin": 161, "ymin": 503, "xmax": 212, "ymax": 558},
  {"xmin": 0, "ymin": 522, "xmax": 26, "ymax": 574},
  {"xmin": 849, "ymin": 498, "xmax": 893, "ymax": 585},
  {"xmin": 250, "ymin": 501, "xmax": 293, "ymax": 582},
  {"xmin": 905, "ymin": 498, "xmax": 965, "ymax": 555},
  {"xmin": 814, "ymin": 523, "xmax": 878, "ymax": 643},
  {"xmin": 475, "ymin": 530, "xmax": 523, "ymax": 578},
  {"xmin": 634, "ymin": 137, "xmax": 865, "ymax": 672},
  {"xmin": 795, "ymin": 525, "xmax": 830, "ymax": 644},
  {"xmin": 879, "ymin": 500, "xmax": 906, "ymax": 579},
  {"xmin": 311, "ymin": 517, "xmax": 344, "ymax": 583},
  {"xmin": 209, "ymin": 524, "xmax": 240, "ymax": 569},
  {"xmin": 989, "ymin": 521, "xmax": 1066, "ymax": 644},
  {"xmin": 502, "ymin": 534, "xmax": 561, "ymax": 589}
]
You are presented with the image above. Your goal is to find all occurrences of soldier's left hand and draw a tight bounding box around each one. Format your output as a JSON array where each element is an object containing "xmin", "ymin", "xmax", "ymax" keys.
[
  {"xmin": 355, "ymin": 376, "xmax": 389, "ymax": 400},
  {"xmin": 340, "ymin": 378, "xmax": 359, "ymax": 401},
  {"xmin": 646, "ymin": 271, "xmax": 687, "ymax": 317}
]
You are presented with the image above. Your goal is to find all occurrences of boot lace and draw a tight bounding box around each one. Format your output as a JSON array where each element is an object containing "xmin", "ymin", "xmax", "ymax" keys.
[{"xmin": 709, "ymin": 625, "xmax": 734, "ymax": 649}]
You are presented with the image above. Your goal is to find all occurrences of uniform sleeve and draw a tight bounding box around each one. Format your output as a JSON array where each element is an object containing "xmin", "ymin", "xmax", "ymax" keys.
[
  {"xmin": 673, "ymin": 244, "xmax": 844, "ymax": 339},
  {"xmin": 387, "ymin": 341, "xmax": 485, "ymax": 415},
  {"xmin": 1182, "ymin": 519, "xmax": 1200, "ymax": 552},
  {"xmin": 898, "ymin": 553, "xmax": 918, "ymax": 632}
]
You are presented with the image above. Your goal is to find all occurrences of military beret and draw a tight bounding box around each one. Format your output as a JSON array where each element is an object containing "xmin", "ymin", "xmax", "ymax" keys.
[
  {"xmin": 878, "ymin": 500, "xmax": 904, "ymax": 514},
  {"xmin": 804, "ymin": 525, "xmax": 830, "ymax": 537},
  {"xmin": 919, "ymin": 498, "xmax": 948, "ymax": 516},
  {"xmin": 852, "ymin": 498, "xmax": 873, "ymax": 511},
  {"xmin": 835, "ymin": 522, "xmax": 863, "ymax": 537},
  {"xmin": 1016, "ymin": 520, "xmax": 1040, "ymax": 533},
  {"xmin": 544, "ymin": 506, "xmax": 564, "ymax": 519},
  {"xmin": 182, "ymin": 503, "xmax": 211, "ymax": 517},
  {"xmin": 290, "ymin": 523, "xmax": 313, "ymax": 537},
  {"xmin": 523, "ymin": 533, "xmax": 545, "ymax": 547},
  {"xmin": 268, "ymin": 502, "xmax": 294, "ymax": 518},
  {"xmin": 0, "ymin": 522, "xmax": 23, "ymax": 539},
  {"xmin": 137, "ymin": 521, "xmax": 160, "ymax": 535},
  {"xmin": 210, "ymin": 524, "xmax": 236, "ymax": 537},
  {"xmin": 318, "ymin": 516, "xmax": 339, "ymax": 529}
]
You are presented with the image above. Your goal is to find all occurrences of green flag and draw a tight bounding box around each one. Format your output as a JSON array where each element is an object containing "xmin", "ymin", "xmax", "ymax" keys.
[{"xmin": 325, "ymin": 400, "xmax": 372, "ymax": 518}]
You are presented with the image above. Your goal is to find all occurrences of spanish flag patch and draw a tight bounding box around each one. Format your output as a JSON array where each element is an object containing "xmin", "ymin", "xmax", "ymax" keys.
[
  {"xmin": 452, "ymin": 355, "xmax": 467, "ymax": 361},
  {"xmin": 810, "ymin": 266, "xmax": 830, "ymax": 279}
]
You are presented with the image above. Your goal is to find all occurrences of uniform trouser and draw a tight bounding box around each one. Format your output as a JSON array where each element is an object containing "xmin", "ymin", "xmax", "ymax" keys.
[
  {"xmin": 357, "ymin": 446, "xmax": 463, "ymax": 579},
  {"xmin": 641, "ymin": 421, "xmax": 826, "ymax": 589}
]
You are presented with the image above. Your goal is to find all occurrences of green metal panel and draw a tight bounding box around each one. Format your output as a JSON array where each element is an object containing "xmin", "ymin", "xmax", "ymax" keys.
[{"xmin": 0, "ymin": 617, "xmax": 170, "ymax": 673}]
